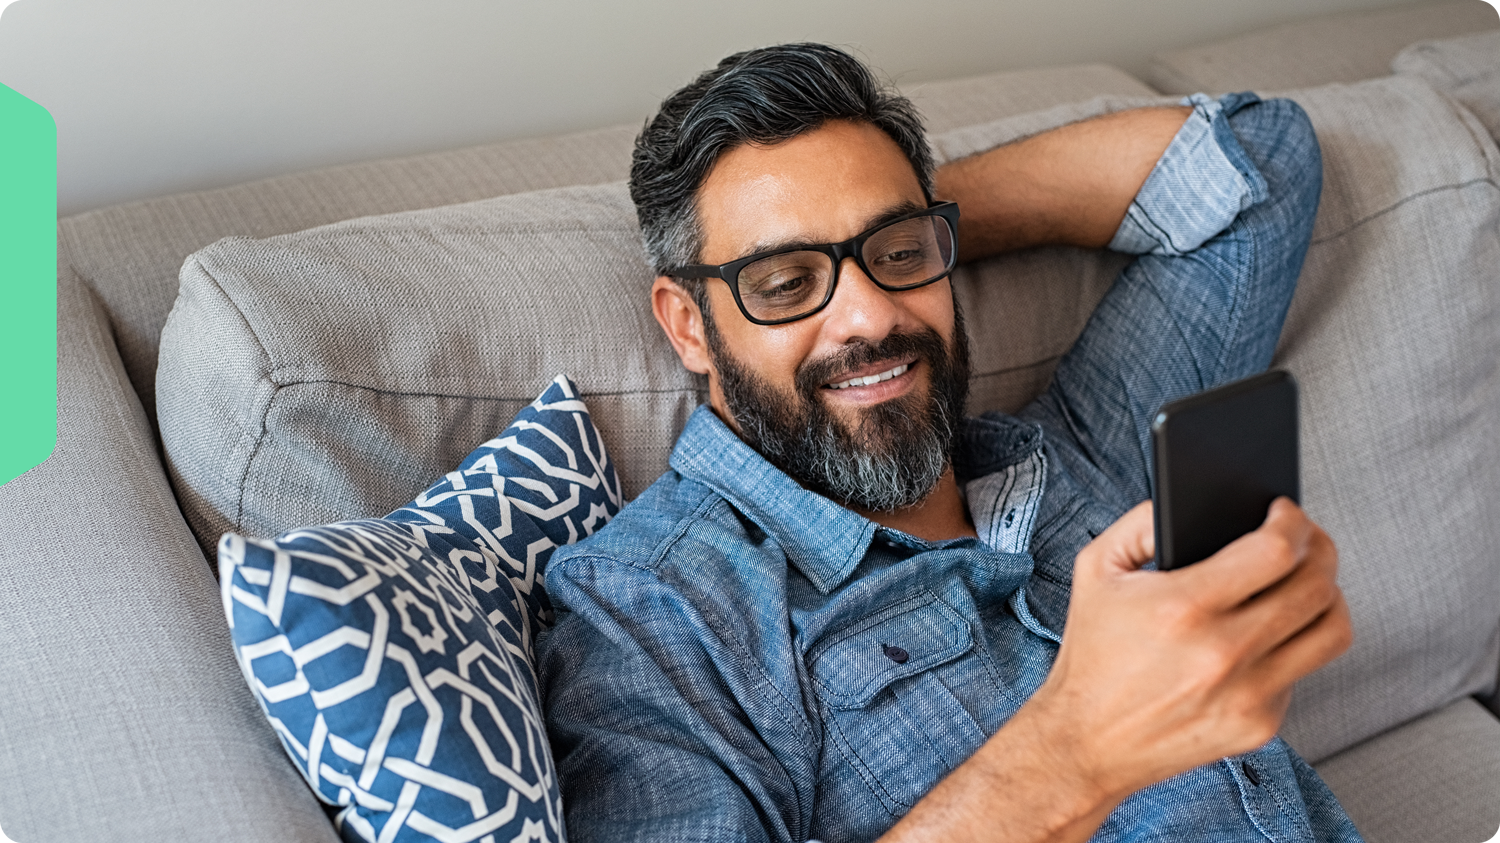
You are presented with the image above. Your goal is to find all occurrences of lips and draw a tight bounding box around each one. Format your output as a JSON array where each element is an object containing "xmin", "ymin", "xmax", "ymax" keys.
[
  {"xmin": 794, "ymin": 332, "xmax": 941, "ymax": 401},
  {"xmin": 826, "ymin": 362, "xmax": 912, "ymax": 390}
]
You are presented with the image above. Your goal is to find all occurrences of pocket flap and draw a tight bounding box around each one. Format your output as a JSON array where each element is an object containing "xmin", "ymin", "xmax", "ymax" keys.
[{"xmin": 809, "ymin": 592, "xmax": 974, "ymax": 710}]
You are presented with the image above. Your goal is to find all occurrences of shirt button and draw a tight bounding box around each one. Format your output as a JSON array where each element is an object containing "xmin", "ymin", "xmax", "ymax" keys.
[
  {"xmin": 1242, "ymin": 761, "xmax": 1261, "ymax": 787},
  {"xmin": 882, "ymin": 644, "xmax": 910, "ymax": 664}
]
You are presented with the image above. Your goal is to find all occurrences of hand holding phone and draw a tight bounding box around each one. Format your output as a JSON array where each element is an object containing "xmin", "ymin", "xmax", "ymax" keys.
[{"xmin": 1151, "ymin": 370, "xmax": 1300, "ymax": 570}]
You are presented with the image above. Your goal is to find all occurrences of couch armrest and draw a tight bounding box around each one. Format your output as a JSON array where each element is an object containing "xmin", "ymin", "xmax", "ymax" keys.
[{"xmin": 0, "ymin": 258, "xmax": 337, "ymax": 842}]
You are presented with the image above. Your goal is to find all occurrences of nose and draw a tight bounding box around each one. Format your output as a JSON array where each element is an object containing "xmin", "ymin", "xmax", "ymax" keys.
[{"xmin": 818, "ymin": 257, "xmax": 907, "ymax": 345}]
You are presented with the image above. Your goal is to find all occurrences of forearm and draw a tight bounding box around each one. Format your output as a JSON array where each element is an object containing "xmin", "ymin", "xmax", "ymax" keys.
[
  {"xmin": 876, "ymin": 699, "xmax": 1122, "ymax": 843},
  {"xmin": 934, "ymin": 106, "xmax": 1191, "ymax": 262}
]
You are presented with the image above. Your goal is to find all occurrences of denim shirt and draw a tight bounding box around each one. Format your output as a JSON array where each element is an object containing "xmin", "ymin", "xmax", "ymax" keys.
[{"xmin": 538, "ymin": 93, "xmax": 1364, "ymax": 843}]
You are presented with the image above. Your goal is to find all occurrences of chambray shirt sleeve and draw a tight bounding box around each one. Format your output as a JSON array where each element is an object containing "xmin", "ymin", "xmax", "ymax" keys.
[
  {"xmin": 1020, "ymin": 92, "xmax": 1323, "ymax": 510},
  {"xmin": 537, "ymin": 555, "xmax": 807, "ymax": 843}
]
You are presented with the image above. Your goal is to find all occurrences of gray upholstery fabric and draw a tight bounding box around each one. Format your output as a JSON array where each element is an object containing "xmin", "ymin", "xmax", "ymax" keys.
[
  {"xmin": 0, "ymin": 263, "xmax": 337, "ymax": 842},
  {"xmin": 1270, "ymin": 76, "xmax": 1500, "ymax": 762},
  {"xmin": 1393, "ymin": 30, "xmax": 1500, "ymax": 142},
  {"xmin": 156, "ymin": 76, "xmax": 1500, "ymax": 777},
  {"xmin": 902, "ymin": 63, "xmax": 1155, "ymax": 134},
  {"xmin": 55, "ymin": 62, "xmax": 1149, "ymax": 434},
  {"xmin": 158, "ymin": 184, "xmax": 690, "ymax": 555},
  {"xmin": 1145, "ymin": 0, "xmax": 1499, "ymax": 95},
  {"xmin": 1315, "ymin": 697, "xmax": 1500, "ymax": 843},
  {"xmin": 60, "ymin": 124, "xmax": 639, "ymax": 427}
]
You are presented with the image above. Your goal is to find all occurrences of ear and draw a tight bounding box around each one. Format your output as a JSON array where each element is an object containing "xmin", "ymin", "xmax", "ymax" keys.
[{"xmin": 652, "ymin": 276, "xmax": 713, "ymax": 375}]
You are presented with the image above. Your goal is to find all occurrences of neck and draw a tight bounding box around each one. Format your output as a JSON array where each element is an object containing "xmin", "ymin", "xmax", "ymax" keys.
[{"xmin": 855, "ymin": 467, "xmax": 977, "ymax": 542}]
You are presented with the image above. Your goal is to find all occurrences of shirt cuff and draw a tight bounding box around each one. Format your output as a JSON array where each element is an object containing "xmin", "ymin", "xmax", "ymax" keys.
[{"xmin": 1108, "ymin": 93, "xmax": 1267, "ymax": 256}]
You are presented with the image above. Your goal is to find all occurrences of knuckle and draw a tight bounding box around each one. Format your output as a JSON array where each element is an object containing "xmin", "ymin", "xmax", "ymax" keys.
[
  {"xmin": 1262, "ymin": 530, "xmax": 1297, "ymax": 565},
  {"xmin": 1334, "ymin": 626, "xmax": 1354, "ymax": 657},
  {"xmin": 1193, "ymin": 638, "xmax": 1240, "ymax": 683},
  {"xmin": 1314, "ymin": 530, "xmax": 1340, "ymax": 570},
  {"xmin": 1155, "ymin": 596, "xmax": 1206, "ymax": 635},
  {"xmin": 1307, "ymin": 575, "xmax": 1340, "ymax": 612},
  {"xmin": 1330, "ymin": 606, "xmax": 1355, "ymax": 652}
]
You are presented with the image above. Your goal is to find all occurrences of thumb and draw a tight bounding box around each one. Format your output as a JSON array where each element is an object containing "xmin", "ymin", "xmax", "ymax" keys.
[{"xmin": 1079, "ymin": 501, "xmax": 1156, "ymax": 577}]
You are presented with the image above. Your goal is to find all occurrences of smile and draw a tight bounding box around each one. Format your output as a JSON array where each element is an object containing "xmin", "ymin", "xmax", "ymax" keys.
[{"xmin": 826, "ymin": 363, "xmax": 911, "ymax": 390}]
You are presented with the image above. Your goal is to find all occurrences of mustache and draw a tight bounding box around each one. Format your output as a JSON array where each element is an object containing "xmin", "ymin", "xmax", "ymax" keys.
[{"xmin": 794, "ymin": 328, "xmax": 950, "ymax": 399}]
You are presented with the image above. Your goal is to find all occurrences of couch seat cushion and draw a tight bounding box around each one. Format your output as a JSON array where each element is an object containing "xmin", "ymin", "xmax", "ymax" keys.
[{"xmin": 1314, "ymin": 697, "xmax": 1500, "ymax": 843}]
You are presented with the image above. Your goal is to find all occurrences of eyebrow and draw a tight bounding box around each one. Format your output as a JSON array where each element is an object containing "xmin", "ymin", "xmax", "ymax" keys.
[{"xmin": 738, "ymin": 199, "xmax": 927, "ymax": 258}]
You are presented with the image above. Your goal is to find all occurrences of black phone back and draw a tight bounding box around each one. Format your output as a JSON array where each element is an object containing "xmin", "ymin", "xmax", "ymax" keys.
[{"xmin": 1151, "ymin": 370, "xmax": 1299, "ymax": 570}]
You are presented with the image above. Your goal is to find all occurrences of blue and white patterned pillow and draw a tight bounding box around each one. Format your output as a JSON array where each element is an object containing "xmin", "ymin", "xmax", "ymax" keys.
[{"xmin": 220, "ymin": 375, "xmax": 620, "ymax": 843}]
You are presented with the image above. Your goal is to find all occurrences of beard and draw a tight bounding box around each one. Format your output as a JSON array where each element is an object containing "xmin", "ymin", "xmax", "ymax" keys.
[{"xmin": 705, "ymin": 300, "xmax": 971, "ymax": 513}]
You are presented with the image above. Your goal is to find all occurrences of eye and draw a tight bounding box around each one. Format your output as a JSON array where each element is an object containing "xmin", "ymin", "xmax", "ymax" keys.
[
  {"xmin": 872, "ymin": 240, "xmax": 928, "ymax": 267},
  {"xmin": 749, "ymin": 272, "xmax": 813, "ymax": 301},
  {"xmin": 738, "ymin": 251, "xmax": 829, "ymax": 308},
  {"xmin": 876, "ymin": 246, "xmax": 924, "ymax": 265}
]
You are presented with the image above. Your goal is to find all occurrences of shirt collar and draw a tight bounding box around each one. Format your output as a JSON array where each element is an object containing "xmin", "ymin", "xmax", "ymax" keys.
[
  {"xmin": 668, "ymin": 405, "xmax": 1046, "ymax": 595},
  {"xmin": 669, "ymin": 405, "xmax": 876, "ymax": 595},
  {"xmin": 954, "ymin": 412, "xmax": 1045, "ymax": 484}
]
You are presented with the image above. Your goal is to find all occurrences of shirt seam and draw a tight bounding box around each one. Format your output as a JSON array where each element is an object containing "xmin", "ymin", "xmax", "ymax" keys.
[
  {"xmin": 820, "ymin": 702, "xmax": 911, "ymax": 812},
  {"xmin": 652, "ymin": 495, "xmax": 820, "ymax": 749}
]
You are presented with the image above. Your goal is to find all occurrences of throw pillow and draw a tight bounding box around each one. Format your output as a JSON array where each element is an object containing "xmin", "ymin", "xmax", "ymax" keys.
[{"xmin": 220, "ymin": 375, "xmax": 620, "ymax": 843}]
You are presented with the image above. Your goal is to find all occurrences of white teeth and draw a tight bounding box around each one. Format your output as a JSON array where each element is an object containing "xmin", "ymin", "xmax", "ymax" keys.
[{"xmin": 828, "ymin": 363, "xmax": 910, "ymax": 390}]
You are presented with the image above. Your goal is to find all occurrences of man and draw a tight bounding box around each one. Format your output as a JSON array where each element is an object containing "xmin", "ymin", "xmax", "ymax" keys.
[{"xmin": 537, "ymin": 42, "xmax": 1358, "ymax": 843}]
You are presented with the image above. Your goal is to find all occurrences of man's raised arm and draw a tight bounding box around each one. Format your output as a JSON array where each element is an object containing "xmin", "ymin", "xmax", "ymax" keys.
[{"xmin": 935, "ymin": 105, "xmax": 1191, "ymax": 260}]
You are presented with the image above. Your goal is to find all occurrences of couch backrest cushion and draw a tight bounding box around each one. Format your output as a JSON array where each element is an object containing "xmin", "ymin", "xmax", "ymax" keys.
[
  {"xmin": 60, "ymin": 63, "xmax": 1151, "ymax": 429},
  {"xmin": 159, "ymin": 75, "xmax": 1500, "ymax": 763},
  {"xmin": 1145, "ymin": 0, "xmax": 1498, "ymax": 95},
  {"xmin": 1392, "ymin": 30, "xmax": 1500, "ymax": 142},
  {"xmin": 1268, "ymin": 75, "xmax": 1500, "ymax": 760},
  {"xmin": 61, "ymin": 124, "xmax": 640, "ymax": 430},
  {"xmin": 158, "ymin": 183, "xmax": 678, "ymax": 548}
]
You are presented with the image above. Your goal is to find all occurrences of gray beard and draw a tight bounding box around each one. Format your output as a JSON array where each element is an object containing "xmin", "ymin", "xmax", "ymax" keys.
[{"xmin": 706, "ymin": 306, "xmax": 970, "ymax": 513}]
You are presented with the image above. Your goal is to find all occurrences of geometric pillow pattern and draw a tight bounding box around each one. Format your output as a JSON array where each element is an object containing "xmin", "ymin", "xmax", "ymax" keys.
[{"xmin": 220, "ymin": 375, "xmax": 621, "ymax": 842}]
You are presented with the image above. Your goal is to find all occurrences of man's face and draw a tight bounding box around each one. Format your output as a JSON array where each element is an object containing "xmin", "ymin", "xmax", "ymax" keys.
[{"xmin": 655, "ymin": 119, "xmax": 969, "ymax": 512}]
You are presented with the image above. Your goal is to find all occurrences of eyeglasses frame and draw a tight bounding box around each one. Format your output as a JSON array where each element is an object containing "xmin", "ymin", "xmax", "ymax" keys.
[{"xmin": 667, "ymin": 201, "xmax": 961, "ymax": 326}]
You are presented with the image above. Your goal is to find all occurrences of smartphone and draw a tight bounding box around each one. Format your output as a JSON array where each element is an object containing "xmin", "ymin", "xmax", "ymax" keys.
[{"xmin": 1151, "ymin": 369, "xmax": 1299, "ymax": 571}]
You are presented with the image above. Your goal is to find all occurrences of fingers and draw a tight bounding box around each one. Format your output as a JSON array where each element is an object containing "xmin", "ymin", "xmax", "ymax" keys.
[
  {"xmin": 1245, "ymin": 590, "xmax": 1354, "ymax": 696},
  {"xmin": 1181, "ymin": 498, "xmax": 1314, "ymax": 611},
  {"xmin": 1076, "ymin": 502, "xmax": 1155, "ymax": 578},
  {"xmin": 1231, "ymin": 523, "xmax": 1341, "ymax": 658}
]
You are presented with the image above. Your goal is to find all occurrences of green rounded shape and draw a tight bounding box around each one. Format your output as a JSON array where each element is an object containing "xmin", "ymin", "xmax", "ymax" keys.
[{"xmin": 0, "ymin": 83, "xmax": 57, "ymax": 487}]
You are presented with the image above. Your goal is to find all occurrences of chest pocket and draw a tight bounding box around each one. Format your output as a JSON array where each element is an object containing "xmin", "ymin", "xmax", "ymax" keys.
[{"xmin": 807, "ymin": 592, "xmax": 989, "ymax": 816}]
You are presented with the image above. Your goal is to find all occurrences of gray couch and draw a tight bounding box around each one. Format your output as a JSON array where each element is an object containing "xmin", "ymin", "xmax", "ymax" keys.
[{"xmin": 2, "ymin": 3, "xmax": 1498, "ymax": 841}]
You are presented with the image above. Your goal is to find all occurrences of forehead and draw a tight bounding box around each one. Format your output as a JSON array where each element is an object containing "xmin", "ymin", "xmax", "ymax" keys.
[{"xmin": 695, "ymin": 120, "xmax": 926, "ymax": 264}]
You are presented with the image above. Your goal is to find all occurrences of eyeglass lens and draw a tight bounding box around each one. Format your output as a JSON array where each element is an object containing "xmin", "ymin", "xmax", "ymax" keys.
[{"xmin": 735, "ymin": 214, "xmax": 955, "ymax": 322}]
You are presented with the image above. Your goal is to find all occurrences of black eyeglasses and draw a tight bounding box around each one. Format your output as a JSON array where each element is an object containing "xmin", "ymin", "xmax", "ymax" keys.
[{"xmin": 668, "ymin": 201, "xmax": 960, "ymax": 325}]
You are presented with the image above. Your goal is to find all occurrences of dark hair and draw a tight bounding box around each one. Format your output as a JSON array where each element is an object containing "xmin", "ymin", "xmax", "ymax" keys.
[{"xmin": 629, "ymin": 43, "xmax": 934, "ymax": 280}]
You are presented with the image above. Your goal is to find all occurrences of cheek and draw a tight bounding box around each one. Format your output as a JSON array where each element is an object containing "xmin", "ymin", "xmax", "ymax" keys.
[
  {"xmin": 710, "ymin": 294, "xmax": 820, "ymax": 378},
  {"xmin": 912, "ymin": 281, "xmax": 958, "ymax": 341}
]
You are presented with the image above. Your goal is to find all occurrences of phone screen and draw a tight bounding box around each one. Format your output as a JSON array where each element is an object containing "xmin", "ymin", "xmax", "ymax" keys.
[{"xmin": 1151, "ymin": 370, "xmax": 1299, "ymax": 570}]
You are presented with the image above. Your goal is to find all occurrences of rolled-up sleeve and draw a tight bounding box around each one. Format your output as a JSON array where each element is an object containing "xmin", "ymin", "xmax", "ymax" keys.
[{"xmin": 1109, "ymin": 93, "xmax": 1268, "ymax": 257}]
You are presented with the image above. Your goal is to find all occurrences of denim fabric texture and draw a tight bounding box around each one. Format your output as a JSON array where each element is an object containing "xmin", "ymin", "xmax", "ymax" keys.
[{"xmin": 538, "ymin": 93, "xmax": 1364, "ymax": 843}]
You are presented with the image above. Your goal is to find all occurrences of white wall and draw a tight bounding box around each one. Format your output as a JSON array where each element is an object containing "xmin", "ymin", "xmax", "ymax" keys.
[{"xmin": 0, "ymin": 0, "xmax": 1446, "ymax": 216}]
